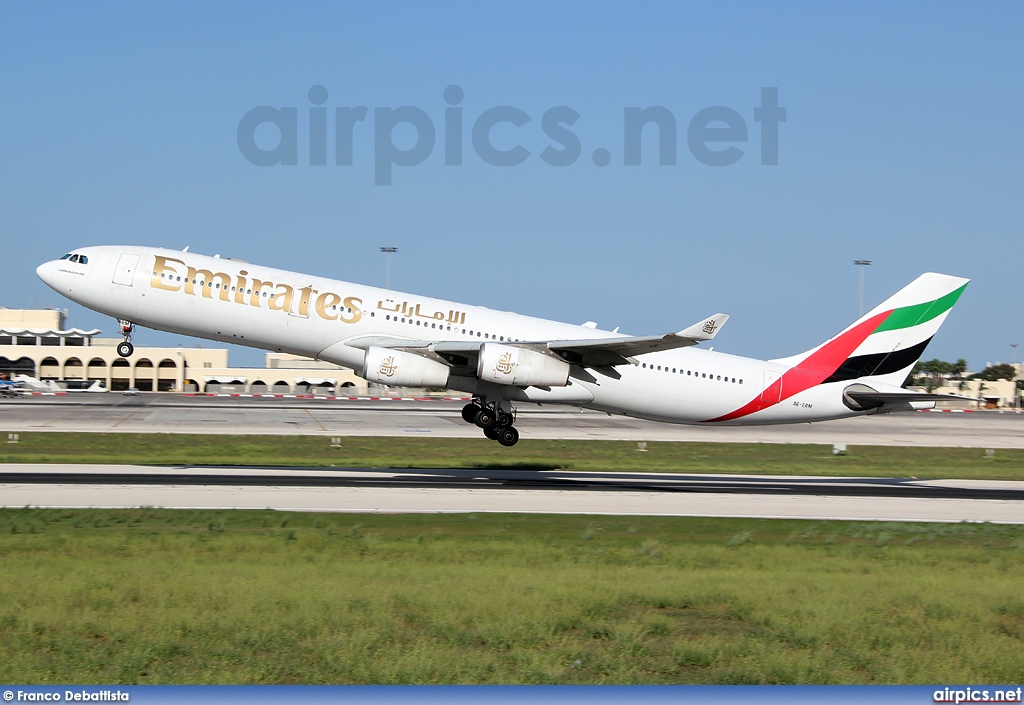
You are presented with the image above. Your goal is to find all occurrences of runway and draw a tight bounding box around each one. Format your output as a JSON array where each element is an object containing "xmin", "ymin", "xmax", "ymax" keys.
[
  {"xmin": 3, "ymin": 395, "xmax": 1024, "ymax": 447},
  {"xmin": 3, "ymin": 464, "xmax": 1023, "ymax": 524}
]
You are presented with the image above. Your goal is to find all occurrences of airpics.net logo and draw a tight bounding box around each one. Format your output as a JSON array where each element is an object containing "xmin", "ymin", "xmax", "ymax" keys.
[{"xmin": 237, "ymin": 85, "xmax": 786, "ymax": 185}]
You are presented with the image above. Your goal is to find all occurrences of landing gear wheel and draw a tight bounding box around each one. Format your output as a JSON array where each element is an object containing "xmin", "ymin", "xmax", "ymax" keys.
[
  {"xmin": 496, "ymin": 411, "xmax": 513, "ymax": 429},
  {"xmin": 474, "ymin": 407, "xmax": 497, "ymax": 429},
  {"xmin": 483, "ymin": 426, "xmax": 500, "ymax": 441},
  {"xmin": 497, "ymin": 426, "xmax": 520, "ymax": 447},
  {"xmin": 116, "ymin": 319, "xmax": 135, "ymax": 358},
  {"xmin": 462, "ymin": 403, "xmax": 479, "ymax": 423}
]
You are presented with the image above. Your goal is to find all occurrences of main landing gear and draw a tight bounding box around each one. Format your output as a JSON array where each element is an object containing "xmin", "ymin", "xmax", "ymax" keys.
[
  {"xmin": 116, "ymin": 320, "xmax": 135, "ymax": 358},
  {"xmin": 462, "ymin": 399, "xmax": 520, "ymax": 447}
]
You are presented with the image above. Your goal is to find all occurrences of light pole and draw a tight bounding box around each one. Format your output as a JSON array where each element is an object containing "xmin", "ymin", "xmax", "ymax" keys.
[
  {"xmin": 854, "ymin": 260, "xmax": 872, "ymax": 316},
  {"xmin": 380, "ymin": 247, "xmax": 398, "ymax": 290},
  {"xmin": 1013, "ymin": 344, "xmax": 1021, "ymax": 409}
]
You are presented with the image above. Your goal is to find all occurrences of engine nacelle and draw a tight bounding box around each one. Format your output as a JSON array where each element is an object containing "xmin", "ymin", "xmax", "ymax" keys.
[
  {"xmin": 476, "ymin": 343, "xmax": 570, "ymax": 387},
  {"xmin": 362, "ymin": 347, "xmax": 450, "ymax": 387}
]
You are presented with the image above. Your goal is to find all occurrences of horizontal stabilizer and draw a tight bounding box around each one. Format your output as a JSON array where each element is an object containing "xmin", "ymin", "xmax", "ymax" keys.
[{"xmin": 845, "ymin": 388, "xmax": 980, "ymax": 411}]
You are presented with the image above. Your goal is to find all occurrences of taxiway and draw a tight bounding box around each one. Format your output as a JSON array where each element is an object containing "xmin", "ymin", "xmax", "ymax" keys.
[{"xmin": 2, "ymin": 464, "xmax": 1022, "ymax": 524}]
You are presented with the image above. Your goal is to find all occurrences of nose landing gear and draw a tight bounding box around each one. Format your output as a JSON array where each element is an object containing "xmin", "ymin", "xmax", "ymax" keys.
[
  {"xmin": 461, "ymin": 399, "xmax": 520, "ymax": 446},
  {"xmin": 116, "ymin": 320, "xmax": 135, "ymax": 358}
]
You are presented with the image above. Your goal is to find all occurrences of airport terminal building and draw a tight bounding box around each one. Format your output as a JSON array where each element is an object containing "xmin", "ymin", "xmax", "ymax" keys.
[{"xmin": 0, "ymin": 308, "xmax": 365, "ymax": 393}]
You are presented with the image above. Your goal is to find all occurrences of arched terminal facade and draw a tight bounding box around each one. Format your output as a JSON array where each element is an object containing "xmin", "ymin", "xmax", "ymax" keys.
[{"xmin": 0, "ymin": 309, "xmax": 364, "ymax": 393}]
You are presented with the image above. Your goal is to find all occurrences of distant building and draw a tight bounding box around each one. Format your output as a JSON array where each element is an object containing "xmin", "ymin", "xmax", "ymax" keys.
[
  {"xmin": 931, "ymin": 379, "xmax": 1018, "ymax": 409},
  {"xmin": 0, "ymin": 308, "xmax": 365, "ymax": 393}
]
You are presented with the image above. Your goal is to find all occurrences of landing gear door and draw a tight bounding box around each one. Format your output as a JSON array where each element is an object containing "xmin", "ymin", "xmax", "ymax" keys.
[
  {"xmin": 113, "ymin": 254, "xmax": 140, "ymax": 286},
  {"xmin": 761, "ymin": 370, "xmax": 783, "ymax": 406}
]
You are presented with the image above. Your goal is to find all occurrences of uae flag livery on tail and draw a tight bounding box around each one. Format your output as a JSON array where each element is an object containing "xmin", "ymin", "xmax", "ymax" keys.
[{"xmin": 705, "ymin": 273, "xmax": 969, "ymax": 422}]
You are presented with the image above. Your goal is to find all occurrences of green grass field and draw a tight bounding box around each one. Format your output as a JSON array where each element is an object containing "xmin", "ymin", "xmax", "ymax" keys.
[
  {"xmin": 2, "ymin": 433, "xmax": 1024, "ymax": 479},
  {"xmin": 2, "ymin": 509, "xmax": 1023, "ymax": 684}
]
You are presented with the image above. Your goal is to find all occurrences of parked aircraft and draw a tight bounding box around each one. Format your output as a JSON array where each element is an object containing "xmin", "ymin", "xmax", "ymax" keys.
[
  {"xmin": 0, "ymin": 375, "xmax": 29, "ymax": 397},
  {"xmin": 37, "ymin": 246, "xmax": 969, "ymax": 446}
]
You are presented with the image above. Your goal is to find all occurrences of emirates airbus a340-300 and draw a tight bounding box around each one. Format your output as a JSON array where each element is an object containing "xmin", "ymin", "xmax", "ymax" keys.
[{"xmin": 37, "ymin": 246, "xmax": 969, "ymax": 446}]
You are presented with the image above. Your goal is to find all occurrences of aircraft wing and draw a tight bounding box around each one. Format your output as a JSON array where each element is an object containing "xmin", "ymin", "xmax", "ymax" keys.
[
  {"xmin": 341, "ymin": 313, "xmax": 729, "ymax": 369},
  {"xmin": 545, "ymin": 313, "xmax": 729, "ymax": 366}
]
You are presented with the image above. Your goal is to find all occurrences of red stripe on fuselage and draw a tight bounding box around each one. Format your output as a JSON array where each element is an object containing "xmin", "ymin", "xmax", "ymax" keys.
[{"xmin": 703, "ymin": 310, "xmax": 892, "ymax": 422}]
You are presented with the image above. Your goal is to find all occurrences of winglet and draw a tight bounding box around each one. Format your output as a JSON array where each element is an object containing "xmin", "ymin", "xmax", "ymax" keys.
[{"xmin": 677, "ymin": 313, "xmax": 729, "ymax": 341}]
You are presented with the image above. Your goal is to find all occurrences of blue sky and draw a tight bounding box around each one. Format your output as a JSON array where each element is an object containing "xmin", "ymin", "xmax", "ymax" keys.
[{"xmin": 2, "ymin": 2, "xmax": 1022, "ymax": 369}]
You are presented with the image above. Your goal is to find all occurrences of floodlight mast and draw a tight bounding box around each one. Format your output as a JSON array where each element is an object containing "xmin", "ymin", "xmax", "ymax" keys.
[
  {"xmin": 854, "ymin": 260, "xmax": 872, "ymax": 316},
  {"xmin": 380, "ymin": 247, "xmax": 398, "ymax": 290}
]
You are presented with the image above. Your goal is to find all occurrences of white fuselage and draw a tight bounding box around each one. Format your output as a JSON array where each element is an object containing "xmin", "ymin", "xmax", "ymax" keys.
[{"xmin": 36, "ymin": 246, "xmax": 906, "ymax": 425}]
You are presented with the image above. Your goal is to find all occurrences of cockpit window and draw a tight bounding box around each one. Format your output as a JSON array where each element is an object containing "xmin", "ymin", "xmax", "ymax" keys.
[
  {"xmin": 79, "ymin": 255, "xmax": 88, "ymax": 264},
  {"xmin": 69, "ymin": 255, "xmax": 80, "ymax": 263},
  {"xmin": 59, "ymin": 254, "xmax": 72, "ymax": 260}
]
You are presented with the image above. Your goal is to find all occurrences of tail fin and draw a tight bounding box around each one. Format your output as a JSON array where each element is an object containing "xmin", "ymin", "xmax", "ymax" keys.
[{"xmin": 771, "ymin": 273, "xmax": 969, "ymax": 387}]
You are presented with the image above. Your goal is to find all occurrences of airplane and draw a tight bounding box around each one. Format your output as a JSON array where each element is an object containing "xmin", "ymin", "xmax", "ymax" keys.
[
  {"xmin": 37, "ymin": 246, "xmax": 970, "ymax": 446},
  {"xmin": 0, "ymin": 375, "xmax": 29, "ymax": 397},
  {"xmin": 0, "ymin": 374, "xmax": 62, "ymax": 396}
]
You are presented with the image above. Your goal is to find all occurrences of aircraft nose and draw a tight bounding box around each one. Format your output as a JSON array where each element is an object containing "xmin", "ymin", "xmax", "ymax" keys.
[{"xmin": 36, "ymin": 260, "xmax": 55, "ymax": 288}]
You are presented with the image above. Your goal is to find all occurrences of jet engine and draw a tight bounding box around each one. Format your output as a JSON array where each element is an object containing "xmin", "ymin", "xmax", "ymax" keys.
[
  {"xmin": 362, "ymin": 346, "xmax": 450, "ymax": 387},
  {"xmin": 476, "ymin": 343, "xmax": 570, "ymax": 387}
]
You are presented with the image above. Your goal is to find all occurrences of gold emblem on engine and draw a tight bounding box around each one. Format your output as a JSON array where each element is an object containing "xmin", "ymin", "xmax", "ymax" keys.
[
  {"xmin": 702, "ymin": 319, "xmax": 718, "ymax": 335},
  {"xmin": 495, "ymin": 351, "xmax": 516, "ymax": 375},
  {"xmin": 378, "ymin": 356, "xmax": 398, "ymax": 377}
]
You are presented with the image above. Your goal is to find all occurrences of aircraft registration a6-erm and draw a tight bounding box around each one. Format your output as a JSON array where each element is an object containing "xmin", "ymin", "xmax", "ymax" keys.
[{"xmin": 38, "ymin": 246, "xmax": 969, "ymax": 447}]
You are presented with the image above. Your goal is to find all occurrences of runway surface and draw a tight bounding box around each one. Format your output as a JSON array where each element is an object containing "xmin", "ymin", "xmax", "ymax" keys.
[
  {"xmin": 4, "ymin": 464, "xmax": 1023, "ymax": 524},
  {"xmin": 2, "ymin": 395, "xmax": 1024, "ymax": 447}
]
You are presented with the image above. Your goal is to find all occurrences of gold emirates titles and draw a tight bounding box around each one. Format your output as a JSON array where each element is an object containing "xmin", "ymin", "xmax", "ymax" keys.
[{"xmin": 151, "ymin": 256, "xmax": 362, "ymax": 323}]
